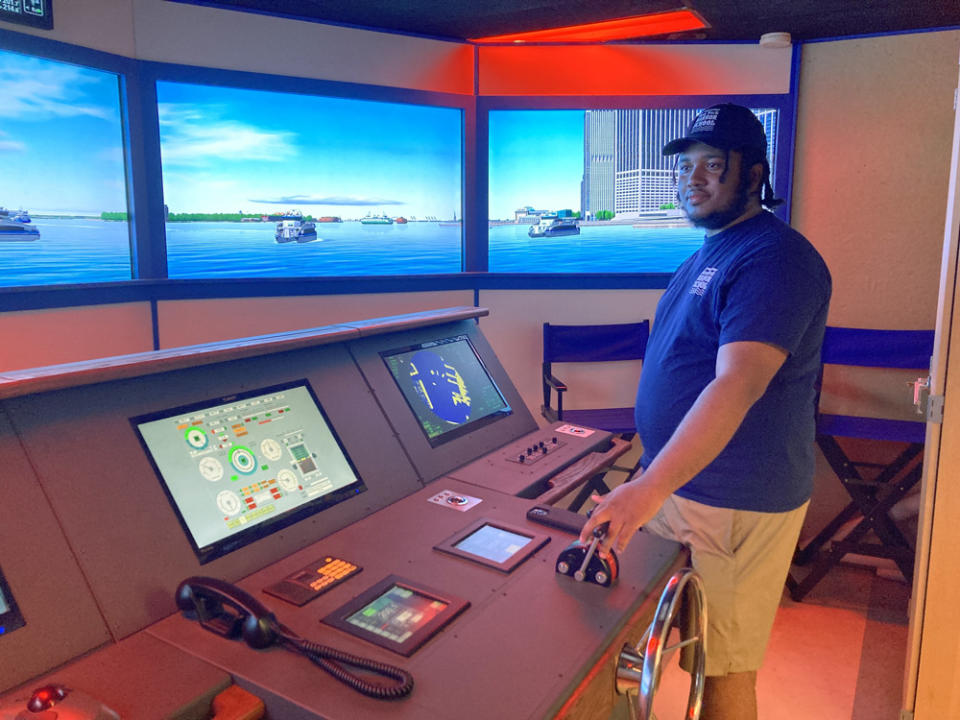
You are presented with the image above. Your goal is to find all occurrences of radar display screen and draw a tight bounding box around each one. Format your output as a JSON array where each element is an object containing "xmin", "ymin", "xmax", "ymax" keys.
[
  {"xmin": 323, "ymin": 575, "xmax": 469, "ymax": 656},
  {"xmin": 434, "ymin": 519, "xmax": 550, "ymax": 572},
  {"xmin": 0, "ymin": 0, "xmax": 53, "ymax": 30},
  {"xmin": 132, "ymin": 380, "xmax": 366, "ymax": 564},
  {"xmin": 381, "ymin": 334, "xmax": 511, "ymax": 447},
  {"xmin": 0, "ymin": 563, "xmax": 25, "ymax": 636}
]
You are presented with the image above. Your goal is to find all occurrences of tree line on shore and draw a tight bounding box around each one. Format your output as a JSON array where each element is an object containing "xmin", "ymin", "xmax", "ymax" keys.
[{"xmin": 100, "ymin": 212, "xmax": 314, "ymax": 222}]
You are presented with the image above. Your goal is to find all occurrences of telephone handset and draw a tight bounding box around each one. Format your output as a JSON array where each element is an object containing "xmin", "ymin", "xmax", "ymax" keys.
[{"xmin": 176, "ymin": 576, "xmax": 414, "ymax": 699}]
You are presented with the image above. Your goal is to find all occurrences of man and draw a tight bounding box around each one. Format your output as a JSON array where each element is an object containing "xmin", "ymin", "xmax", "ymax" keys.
[{"xmin": 580, "ymin": 104, "xmax": 831, "ymax": 720}]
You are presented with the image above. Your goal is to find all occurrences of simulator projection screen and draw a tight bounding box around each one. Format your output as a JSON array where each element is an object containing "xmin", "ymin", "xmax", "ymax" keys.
[
  {"xmin": 133, "ymin": 381, "xmax": 366, "ymax": 563},
  {"xmin": 381, "ymin": 334, "xmax": 511, "ymax": 447}
]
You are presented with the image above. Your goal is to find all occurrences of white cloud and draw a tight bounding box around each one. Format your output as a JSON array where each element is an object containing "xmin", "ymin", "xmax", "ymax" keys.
[
  {"xmin": 0, "ymin": 54, "xmax": 116, "ymax": 120},
  {"xmin": 158, "ymin": 103, "xmax": 297, "ymax": 166}
]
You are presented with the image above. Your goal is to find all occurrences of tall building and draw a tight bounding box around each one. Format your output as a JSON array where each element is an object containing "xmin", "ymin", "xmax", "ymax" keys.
[
  {"xmin": 582, "ymin": 107, "xmax": 778, "ymax": 219},
  {"xmin": 582, "ymin": 110, "xmax": 616, "ymax": 219}
]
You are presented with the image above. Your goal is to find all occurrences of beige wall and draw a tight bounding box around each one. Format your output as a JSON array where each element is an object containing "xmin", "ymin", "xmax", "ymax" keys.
[
  {"xmin": 479, "ymin": 43, "xmax": 791, "ymax": 95},
  {"xmin": 0, "ymin": 0, "xmax": 474, "ymax": 94},
  {"xmin": 792, "ymin": 31, "xmax": 959, "ymax": 329}
]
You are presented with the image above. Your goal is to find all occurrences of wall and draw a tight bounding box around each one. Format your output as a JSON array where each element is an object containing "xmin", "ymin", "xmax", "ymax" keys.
[
  {"xmin": 479, "ymin": 43, "xmax": 791, "ymax": 95},
  {"xmin": 790, "ymin": 29, "xmax": 960, "ymax": 538},
  {"xmin": 0, "ymin": 0, "xmax": 474, "ymax": 94}
]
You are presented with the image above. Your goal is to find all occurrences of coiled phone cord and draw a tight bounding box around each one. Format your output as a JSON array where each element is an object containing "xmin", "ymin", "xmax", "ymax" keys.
[{"xmin": 276, "ymin": 624, "xmax": 414, "ymax": 699}]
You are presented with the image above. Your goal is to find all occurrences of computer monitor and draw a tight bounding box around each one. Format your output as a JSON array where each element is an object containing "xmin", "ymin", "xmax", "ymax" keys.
[
  {"xmin": 0, "ymin": 564, "xmax": 25, "ymax": 636},
  {"xmin": 381, "ymin": 334, "xmax": 512, "ymax": 448},
  {"xmin": 132, "ymin": 380, "xmax": 366, "ymax": 564}
]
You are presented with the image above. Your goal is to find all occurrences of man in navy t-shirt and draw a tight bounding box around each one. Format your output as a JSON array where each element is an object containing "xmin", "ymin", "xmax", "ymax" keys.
[{"xmin": 581, "ymin": 104, "xmax": 831, "ymax": 720}]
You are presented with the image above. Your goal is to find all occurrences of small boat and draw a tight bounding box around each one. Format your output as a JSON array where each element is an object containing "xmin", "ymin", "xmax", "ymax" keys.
[
  {"xmin": 528, "ymin": 215, "xmax": 580, "ymax": 238},
  {"xmin": 394, "ymin": 217, "xmax": 408, "ymax": 224},
  {"xmin": 275, "ymin": 219, "xmax": 318, "ymax": 243},
  {"xmin": 0, "ymin": 215, "xmax": 39, "ymax": 240},
  {"xmin": 317, "ymin": 216, "xmax": 342, "ymax": 223},
  {"xmin": 360, "ymin": 213, "xmax": 393, "ymax": 225}
]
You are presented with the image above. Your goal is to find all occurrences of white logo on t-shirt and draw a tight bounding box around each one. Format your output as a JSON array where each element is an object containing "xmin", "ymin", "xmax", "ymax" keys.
[{"xmin": 690, "ymin": 267, "xmax": 718, "ymax": 296}]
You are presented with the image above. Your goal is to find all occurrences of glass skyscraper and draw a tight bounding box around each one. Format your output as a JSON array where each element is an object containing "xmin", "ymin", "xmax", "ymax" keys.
[{"xmin": 582, "ymin": 107, "xmax": 779, "ymax": 219}]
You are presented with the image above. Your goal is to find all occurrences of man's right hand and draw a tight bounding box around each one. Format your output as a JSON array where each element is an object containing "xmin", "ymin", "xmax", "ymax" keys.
[{"xmin": 578, "ymin": 475, "xmax": 670, "ymax": 556}]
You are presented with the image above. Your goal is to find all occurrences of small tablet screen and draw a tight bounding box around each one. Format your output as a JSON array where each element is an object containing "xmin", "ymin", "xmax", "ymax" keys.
[
  {"xmin": 454, "ymin": 524, "xmax": 531, "ymax": 563},
  {"xmin": 346, "ymin": 584, "xmax": 448, "ymax": 645},
  {"xmin": 323, "ymin": 575, "xmax": 469, "ymax": 656},
  {"xmin": 434, "ymin": 519, "xmax": 550, "ymax": 573}
]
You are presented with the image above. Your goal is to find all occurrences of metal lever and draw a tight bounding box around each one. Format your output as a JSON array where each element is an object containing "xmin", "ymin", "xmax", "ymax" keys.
[{"xmin": 574, "ymin": 531, "xmax": 603, "ymax": 582}]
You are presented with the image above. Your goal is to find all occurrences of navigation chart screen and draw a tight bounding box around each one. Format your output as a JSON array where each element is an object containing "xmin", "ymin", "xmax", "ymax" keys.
[
  {"xmin": 132, "ymin": 381, "xmax": 366, "ymax": 564},
  {"xmin": 381, "ymin": 334, "xmax": 511, "ymax": 447}
]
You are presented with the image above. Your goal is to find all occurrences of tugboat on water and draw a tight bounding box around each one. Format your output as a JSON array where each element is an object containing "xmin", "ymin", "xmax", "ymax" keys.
[
  {"xmin": 275, "ymin": 218, "xmax": 318, "ymax": 243},
  {"xmin": 0, "ymin": 207, "xmax": 39, "ymax": 240},
  {"xmin": 528, "ymin": 210, "xmax": 580, "ymax": 238},
  {"xmin": 395, "ymin": 217, "xmax": 408, "ymax": 224}
]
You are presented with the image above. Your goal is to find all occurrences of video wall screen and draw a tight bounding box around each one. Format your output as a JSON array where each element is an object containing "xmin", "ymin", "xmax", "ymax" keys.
[
  {"xmin": 156, "ymin": 80, "xmax": 463, "ymax": 278},
  {"xmin": 0, "ymin": 47, "xmax": 131, "ymax": 287},
  {"xmin": 381, "ymin": 334, "xmax": 512, "ymax": 447},
  {"xmin": 132, "ymin": 380, "xmax": 366, "ymax": 564},
  {"xmin": 487, "ymin": 107, "xmax": 781, "ymax": 273}
]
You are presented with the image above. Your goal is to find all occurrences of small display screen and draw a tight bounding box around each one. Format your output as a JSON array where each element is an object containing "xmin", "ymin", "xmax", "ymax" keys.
[
  {"xmin": 323, "ymin": 575, "xmax": 469, "ymax": 656},
  {"xmin": 132, "ymin": 381, "xmax": 366, "ymax": 564},
  {"xmin": 454, "ymin": 524, "xmax": 532, "ymax": 564},
  {"xmin": 381, "ymin": 334, "xmax": 511, "ymax": 447},
  {"xmin": 0, "ymin": 564, "xmax": 26, "ymax": 636},
  {"xmin": 434, "ymin": 519, "xmax": 550, "ymax": 572},
  {"xmin": 0, "ymin": 0, "xmax": 53, "ymax": 30},
  {"xmin": 346, "ymin": 585, "xmax": 448, "ymax": 645}
]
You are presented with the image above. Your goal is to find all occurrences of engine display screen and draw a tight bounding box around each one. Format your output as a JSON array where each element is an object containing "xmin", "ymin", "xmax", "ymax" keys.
[{"xmin": 132, "ymin": 381, "xmax": 365, "ymax": 564}]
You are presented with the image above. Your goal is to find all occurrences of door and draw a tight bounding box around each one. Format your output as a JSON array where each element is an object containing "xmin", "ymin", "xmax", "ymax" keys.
[{"xmin": 904, "ymin": 54, "xmax": 960, "ymax": 720}]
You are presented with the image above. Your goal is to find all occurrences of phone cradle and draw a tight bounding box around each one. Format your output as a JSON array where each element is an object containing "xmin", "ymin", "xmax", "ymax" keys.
[{"xmin": 555, "ymin": 533, "xmax": 619, "ymax": 587}]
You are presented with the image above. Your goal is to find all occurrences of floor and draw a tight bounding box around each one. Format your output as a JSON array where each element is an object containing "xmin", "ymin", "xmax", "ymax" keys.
[{"xmin": 640, "ymin": 562, "xmax": 911, "ymax": 720}]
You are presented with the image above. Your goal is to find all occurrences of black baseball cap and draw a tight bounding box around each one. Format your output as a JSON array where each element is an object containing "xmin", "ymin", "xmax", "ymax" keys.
[{"xmin": 663, "ymin": 103, "xmax": 768, "ymax": 156}]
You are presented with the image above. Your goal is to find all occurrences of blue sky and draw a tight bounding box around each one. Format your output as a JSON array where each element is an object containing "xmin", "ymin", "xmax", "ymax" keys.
[
  {"xmin": 0, "ymin": 49, "xmax": 127, "ymax": 215},
  {"xmin": 0, "ymin": 49, "xmax": 621, "ymax": 222},
  {"xmin": 157, "ymin": 82, "xmax": 462, "ymax": 219},
  {"xmin": 488, "ymin": 110, "xmax": 584, "ymax": 220}
]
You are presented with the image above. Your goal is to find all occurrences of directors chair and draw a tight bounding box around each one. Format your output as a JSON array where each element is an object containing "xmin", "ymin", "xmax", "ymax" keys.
[
  {"xmin": 541, "ymin": 319, "xmax": 650, "ymax": 509},
  {"xmin": 787, "ymin": 326, "xmax": 935, "ymax": 601}
]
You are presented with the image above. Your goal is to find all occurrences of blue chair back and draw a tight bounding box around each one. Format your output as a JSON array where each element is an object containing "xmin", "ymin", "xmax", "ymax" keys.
[
  {"xmin": 543, "ymin": 320, "xmax": 650, "ymax": 364},
  {"xmin": 820, "ymin": 327, "xmax": 934, "ymax": 369}
]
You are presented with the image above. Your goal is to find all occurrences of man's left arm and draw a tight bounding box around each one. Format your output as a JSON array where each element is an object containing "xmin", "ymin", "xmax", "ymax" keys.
[{"xmin": 581, "ymin": 340, "xmax": 788, "ymax": 554}]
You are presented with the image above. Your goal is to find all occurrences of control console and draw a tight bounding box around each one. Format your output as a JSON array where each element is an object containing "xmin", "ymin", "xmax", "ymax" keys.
[
  {"xmin": 445, "ymin": 422, "xmax": 613, "ymax": 497},
  {"xmin": 0, "ymin": 685, "xmax": 119, "ymax": 720}
]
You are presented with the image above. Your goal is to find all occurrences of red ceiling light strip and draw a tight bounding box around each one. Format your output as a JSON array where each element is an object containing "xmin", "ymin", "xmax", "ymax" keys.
[{"xmin": 469, "ymin": 9, "xmax": 708, "ymax": 44}]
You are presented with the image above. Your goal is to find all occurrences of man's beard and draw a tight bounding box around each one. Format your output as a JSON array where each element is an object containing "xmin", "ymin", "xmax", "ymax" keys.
[{"xmin": 681, "ymin": 178, "xmax": 751, "ymax": 231}]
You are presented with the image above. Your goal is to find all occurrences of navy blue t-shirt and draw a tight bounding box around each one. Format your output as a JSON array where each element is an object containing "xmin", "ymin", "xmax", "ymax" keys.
[{"xmin": 634, "ymin": 211, "xmax": 831, "ymax": 512}]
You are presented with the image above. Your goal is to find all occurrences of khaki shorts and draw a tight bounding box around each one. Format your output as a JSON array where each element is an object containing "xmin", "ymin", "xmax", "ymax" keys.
[{"xmin": 643, "ymin": 494, "xmax": 808, "ymax": 676}]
